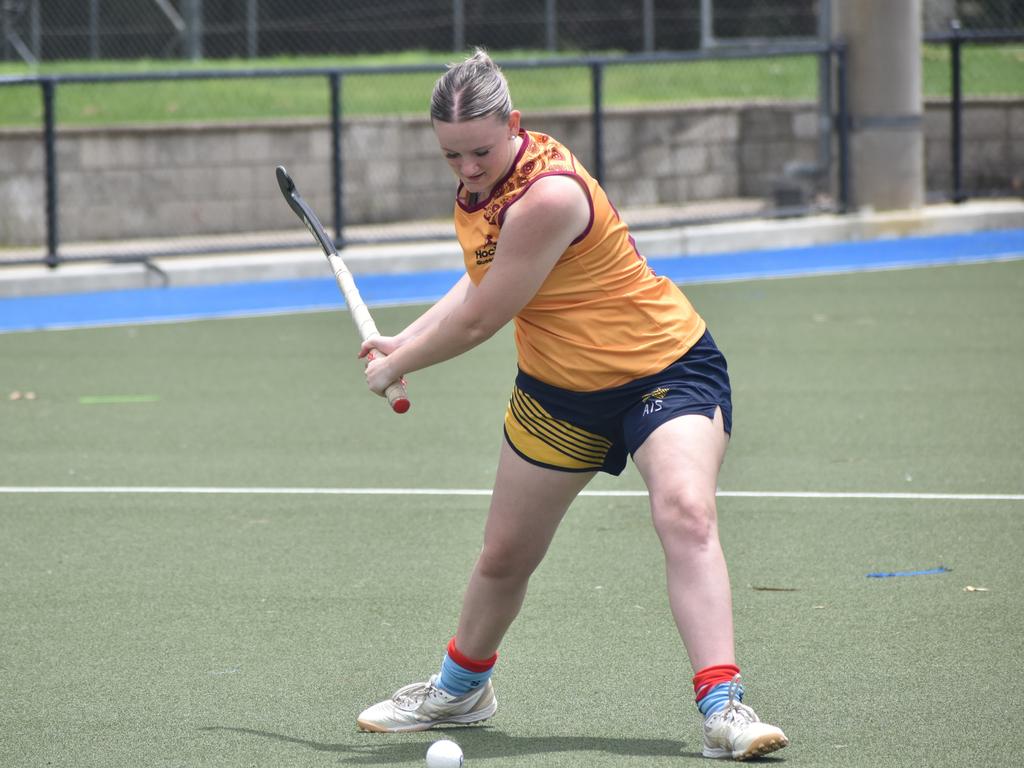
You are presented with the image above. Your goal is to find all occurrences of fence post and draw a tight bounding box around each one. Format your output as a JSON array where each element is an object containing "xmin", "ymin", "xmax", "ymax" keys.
[
  {"xmin": 835, "ymin": 45, "xmax": 851, "ymax": 213},
  {"xmin": 700, "ymin": 0, "xmax": 715, "ymax": 49},
  {"xmin": 950, "ymin": 20, "xmax": 965, "ymax": 203},
  {"xmin": 642, "ymin": 0, "xmax": 655, "ymax": 52},
  {"xmin": 42, "ymin": 79, "xmax": 60, "ymax": 268},
  {"xmin": 246, "ymin": 0, "xmax": 259, "ymax": 58},
  {"xmin": 453, "ymin": 0, "xmax": 465, "ymax": 52},
  {"xmin": 89, "ymin": 0, "xmax": 100, "ymax": 59},
  {"xmin": 330, "ymin": 72, "xmax": 344, "ymax": 247},
  {"xmin": 29, "ymin": 0, "xmax": 41, "ymax": 61},
  {"xmin": 590, "ymin": 62, "xmax": 604, "ymax": 185},
  {"xmin": 185, "ymin": 0, "xmax": 203, "ymax": 60},
  {"xmin": 545, "ymin": 0, "xmax": 557, "ymax": 52}
]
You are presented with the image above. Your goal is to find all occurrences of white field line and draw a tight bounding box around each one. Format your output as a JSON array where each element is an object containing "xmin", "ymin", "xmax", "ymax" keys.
[{"xmin": 0, "ymin": 486, "xmax": 1021, "ymax": 501}]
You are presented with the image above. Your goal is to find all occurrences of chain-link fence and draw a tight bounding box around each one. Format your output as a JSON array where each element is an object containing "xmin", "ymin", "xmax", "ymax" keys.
[
  {"xmin": 923, "ymin": 0, "xmax": 1024, "ymax": 33},
  {"xmin": 0, "ymin": 0, "xmax": 827, "ymax": 63},
  {"xmin": 3, "ymin": 1, "xmax": 1023, "ymax": 64}
]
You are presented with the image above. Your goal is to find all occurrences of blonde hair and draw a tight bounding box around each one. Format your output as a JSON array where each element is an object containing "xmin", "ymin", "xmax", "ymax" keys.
[{"xmin": 430, "ymin": 47, "xmax": 513, "ymax": 123}]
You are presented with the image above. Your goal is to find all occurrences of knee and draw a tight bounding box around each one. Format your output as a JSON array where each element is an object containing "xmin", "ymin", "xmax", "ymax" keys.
[
  {"xmin": 476, "ymin": 541, "xmax": 544, "ymax": 581},
  {"xmin": 650, "ymin": 489, "xmax": 718, "ymax": 547}
]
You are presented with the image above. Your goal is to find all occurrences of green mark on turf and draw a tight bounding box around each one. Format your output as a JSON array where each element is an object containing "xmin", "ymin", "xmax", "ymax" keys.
[{"xmin": 79, "ymin": 394, "xmax": 161, "ymax": 405}]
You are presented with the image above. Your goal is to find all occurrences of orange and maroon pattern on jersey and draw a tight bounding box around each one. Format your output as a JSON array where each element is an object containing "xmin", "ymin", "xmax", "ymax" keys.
[{"xmin": 454, "ymin": 130, "xmax": 706, "ymax": 392}]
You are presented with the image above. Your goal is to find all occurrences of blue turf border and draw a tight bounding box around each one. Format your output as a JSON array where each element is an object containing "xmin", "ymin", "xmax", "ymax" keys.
[{"xmin": 2, "ymin": 228, "xmax": 1022, "ymax": 333}]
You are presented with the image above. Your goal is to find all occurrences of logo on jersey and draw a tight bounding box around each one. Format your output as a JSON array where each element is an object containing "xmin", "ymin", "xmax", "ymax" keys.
[
  {"xmin": 641, "ymin": 387, "xmax": 669, "ymax": 416},
  {"xmin": 475, "ymin": 234, "xmax": 497, "ymax": 265}
]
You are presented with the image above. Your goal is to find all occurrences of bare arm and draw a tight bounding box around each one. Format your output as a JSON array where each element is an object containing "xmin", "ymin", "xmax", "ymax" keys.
[
  {"xmin": 365, "ymin": 174, "xmax": 590, "ymax": 394},
  {"xmin": 358, "ymin": 272, "xmax": 473, "ymax": 358}
]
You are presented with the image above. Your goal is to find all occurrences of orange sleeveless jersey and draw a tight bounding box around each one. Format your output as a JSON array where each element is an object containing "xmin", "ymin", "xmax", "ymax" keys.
[{"xmin": 454, "ymin": 130, "xmax": 706, "ymax": 392}]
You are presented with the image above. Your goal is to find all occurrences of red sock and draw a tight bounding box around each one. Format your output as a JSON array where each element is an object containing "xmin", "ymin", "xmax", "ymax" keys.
[
  {"xmin": 447, "ymin": 637, "xmax": 497, "ymax": 672},
  {"xmin": 692, "ymin": 663, "xmax": 740, "ymax": 704}
]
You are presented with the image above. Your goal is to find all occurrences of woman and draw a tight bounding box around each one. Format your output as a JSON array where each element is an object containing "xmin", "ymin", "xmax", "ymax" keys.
[{"xmin": 356, "ymin": 49, "xmax": 787, "ymax": 761}]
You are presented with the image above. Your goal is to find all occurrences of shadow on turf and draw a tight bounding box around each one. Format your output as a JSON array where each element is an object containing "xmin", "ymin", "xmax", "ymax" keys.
[{"xmin": 200, "ymin": 725, "xmax": 789, "ymax": 763}]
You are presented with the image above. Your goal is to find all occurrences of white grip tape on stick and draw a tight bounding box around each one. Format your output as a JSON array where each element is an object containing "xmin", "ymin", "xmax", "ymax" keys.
[
  {"xmin": 328, "ymin": 253, "xmax": 409, "ymax": 412},
  {"xmin": 329, "ymin": 254, "xmax": 379, "ymax": 342}
]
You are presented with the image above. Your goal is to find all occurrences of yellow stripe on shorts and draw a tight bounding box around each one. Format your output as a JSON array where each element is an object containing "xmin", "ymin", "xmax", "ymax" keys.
[{"xmin": 504, "ymin": 386, "xmax": 612, "ymax": 470}]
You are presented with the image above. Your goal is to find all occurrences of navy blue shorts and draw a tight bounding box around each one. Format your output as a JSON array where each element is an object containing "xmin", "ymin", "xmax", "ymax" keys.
[{"xmin": 503, "ymin": 330, "xmax": 732, "ymax": 476}]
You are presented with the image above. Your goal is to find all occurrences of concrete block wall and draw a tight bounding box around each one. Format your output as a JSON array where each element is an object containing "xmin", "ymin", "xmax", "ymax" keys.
[
  {"xmin": 924, "ymin": 98, "xmax": 1024, "ymax": 197},
  {"xmin": 0, "ymin": 133, "xmax": 47, "ymax": 243},
  {"xmin": 1, "ymin": 99, "xmax": 1021, "ymax": 247}
]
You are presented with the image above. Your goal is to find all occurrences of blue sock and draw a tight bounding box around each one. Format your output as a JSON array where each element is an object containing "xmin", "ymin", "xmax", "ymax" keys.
[
  {"xmin": 437, "ymin": 652, "xmax": 494, "ymax": 696},
  {"xmin": 698, "ymin": 680, "xmax": 744, "ymax": 717}
]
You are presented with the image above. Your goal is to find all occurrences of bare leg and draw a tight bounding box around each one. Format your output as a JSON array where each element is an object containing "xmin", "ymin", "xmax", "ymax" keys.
[
  {"xmin": 632, "ymin": 408, "xmax": 733, "ymax": 672},
  {"xmin": 454, "ymin": 439, "xmax": 595, "ymax": 659}
]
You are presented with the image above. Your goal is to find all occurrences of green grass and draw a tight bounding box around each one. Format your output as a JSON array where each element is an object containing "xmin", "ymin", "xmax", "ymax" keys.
[
  {"xmin": 1, "ymin": 45, "xmax": 1020, "ymax": 127},
  {"xmin": 1, "ymin": 261, "xmax": 1023, "ymax": 766},
  {"xmin": 922, "ymin": 43, "xmax": 1024, "ymax": 98}
]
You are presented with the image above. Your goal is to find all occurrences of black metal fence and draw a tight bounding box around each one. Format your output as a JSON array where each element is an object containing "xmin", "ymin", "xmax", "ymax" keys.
[
  {"xmin": 0, "ymin": 41, "xmax": 846, "ymax": 269},
  {"xmin": 1, "ymin": 24, "xmax": 1022, "ymax": 270},
  {"xmin": 925, "ymin": 25, "xmax": 1024, "ymax": 203}
]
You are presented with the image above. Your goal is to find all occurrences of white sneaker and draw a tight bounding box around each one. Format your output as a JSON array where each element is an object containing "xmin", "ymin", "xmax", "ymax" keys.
[
  {"xmin": 702, "ymin": 675, "xmax": 788, "ymax": 760},
  {"xmin": 357, "ymin": 675, "xmax": 497, "ymax": 733}
]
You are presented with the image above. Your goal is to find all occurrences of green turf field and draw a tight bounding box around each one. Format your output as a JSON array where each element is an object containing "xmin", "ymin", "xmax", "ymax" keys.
[{"xmin": 2, "ymin": 260, "xmax": 1023, "ymax": 767}]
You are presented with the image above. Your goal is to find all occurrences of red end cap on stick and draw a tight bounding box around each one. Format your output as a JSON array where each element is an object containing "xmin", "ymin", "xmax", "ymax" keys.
[{"xmin": 392, "ymin": 398, "xmax": 411, "ymax": 414}]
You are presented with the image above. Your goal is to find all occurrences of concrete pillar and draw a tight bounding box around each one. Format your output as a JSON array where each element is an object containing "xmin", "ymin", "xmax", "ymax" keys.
[{"xmin": 835, "ymin": 0, "xmax": 924, "ymax": 210}]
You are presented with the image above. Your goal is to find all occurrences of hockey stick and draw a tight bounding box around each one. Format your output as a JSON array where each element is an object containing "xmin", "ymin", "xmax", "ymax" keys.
[{"xmin": 275, "ymin": 166, "xmax": 410, "ymax": 414}]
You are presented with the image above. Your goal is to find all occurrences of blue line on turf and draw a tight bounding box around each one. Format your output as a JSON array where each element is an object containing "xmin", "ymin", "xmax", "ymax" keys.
[
  {"xmin": 1, "ymin": 228, "xmax": 1022, "ymax": 333},
  {"xmin": 866, "ymin": 566, "xmax": 952, "ymax": 578}
]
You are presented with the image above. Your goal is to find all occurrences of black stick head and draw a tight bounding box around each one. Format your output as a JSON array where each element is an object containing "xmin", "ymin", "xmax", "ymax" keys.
[
  {"xmin": 275, "ymin": 165, "xmax": 295, "ymax": 197},
  {"xmin": 274, "ymin": 162, "xmax": 309, "ymax": 221},
  {"xmin": 274, "ymin": 165, "xmax": 337, "ymax": 257}
]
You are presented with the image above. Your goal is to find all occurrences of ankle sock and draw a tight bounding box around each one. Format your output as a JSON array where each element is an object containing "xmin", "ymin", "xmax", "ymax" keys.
[
  {"xmin": 693, "ymin": 663, "xmax": 743, "ymax": 717},
  {"xmin": 437, "ymin": 637, "xmax": 497, "ymax": 696}
]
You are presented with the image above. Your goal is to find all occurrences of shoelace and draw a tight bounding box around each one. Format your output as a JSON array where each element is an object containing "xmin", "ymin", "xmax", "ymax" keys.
[
  {"xmin": 718, "ymin": 674, "xmax": 760, "ymax": 726},
  {"xmin": 392, "ymin": 681, "xmax": 435, "ymax": 710}
]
